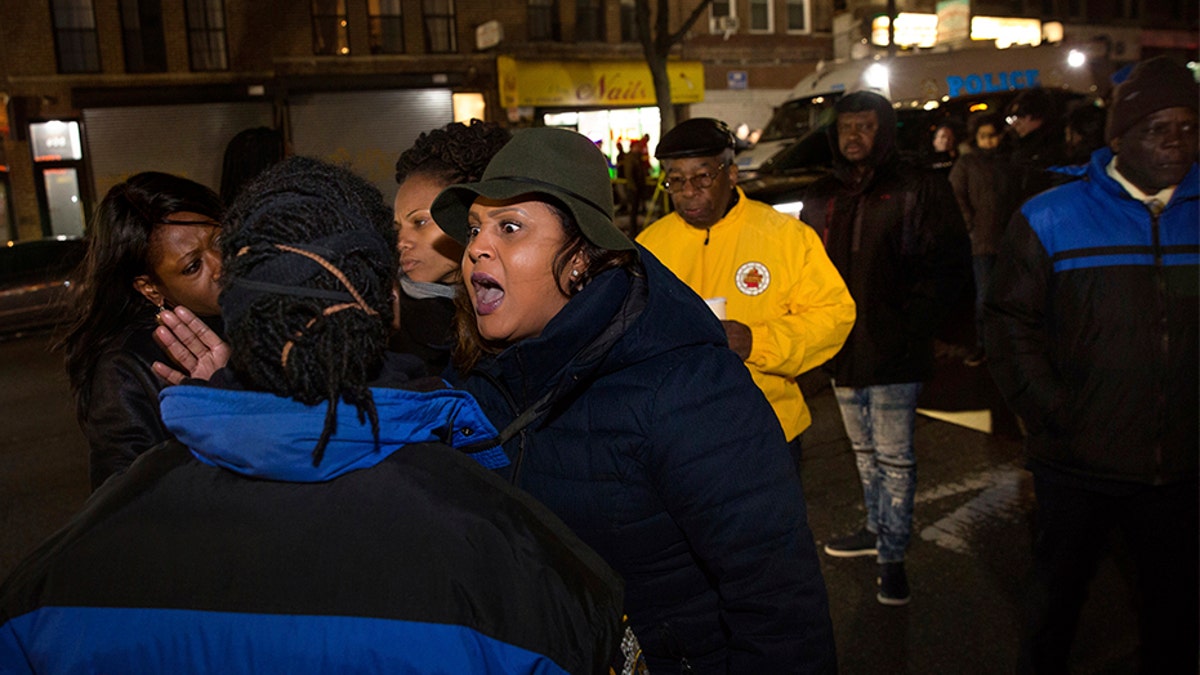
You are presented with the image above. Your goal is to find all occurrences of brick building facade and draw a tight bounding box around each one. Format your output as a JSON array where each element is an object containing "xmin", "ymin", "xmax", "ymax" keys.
[{"xmin": 0, "ymin": 0, "xmax": 1194, "ymax": 239}]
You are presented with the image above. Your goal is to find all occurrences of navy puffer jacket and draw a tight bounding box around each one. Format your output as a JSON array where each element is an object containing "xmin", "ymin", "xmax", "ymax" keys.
[{"xmin": 449, "ymin": 248, "xmax": 836, "ymax": 674}]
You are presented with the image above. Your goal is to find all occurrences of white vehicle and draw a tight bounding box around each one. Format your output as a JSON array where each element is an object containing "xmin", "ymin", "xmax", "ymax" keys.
[{"xmin": 737, "ymin": 44, "xmax": 1103, "ymax": 176}]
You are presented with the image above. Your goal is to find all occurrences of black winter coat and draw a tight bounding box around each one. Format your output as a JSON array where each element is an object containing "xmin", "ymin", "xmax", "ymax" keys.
[
  {"xmin": 448, "ymin": 249, "xmax": 836, "ymax": 674},
  {"xmin": 804, "ymin": 143, "xmax": 971, "ymax": 388},
  {"xmin": 949, "ymin": 149, "xmax": 1009, "ymax": 256},
  {"xmin": 985, "ymin": 149, "xmax": 1199, "ymax": 486},
  {"xmin": 4, "ymin": 355, "xmax": 625, "ymax": 673},
  {"xmin": 77, "ymin": 312, "xmax": 172, "ymax": 491},
  {"xmin": 76, "ymin": 310, "xmax": 226, "ymax": 491},
  {"xmin": 388, "ymin": 289, "xmax": 455, "ymax": 375}
]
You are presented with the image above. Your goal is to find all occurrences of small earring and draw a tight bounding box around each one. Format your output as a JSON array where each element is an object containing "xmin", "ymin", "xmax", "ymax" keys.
[{"xmin": 571, "ymin": 269, "xmax": 580, "ymax": 278}]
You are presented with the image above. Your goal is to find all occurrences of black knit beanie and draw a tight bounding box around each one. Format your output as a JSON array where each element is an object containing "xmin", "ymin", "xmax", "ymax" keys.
[{"xmin": 1105, "ymin": 56, "xmax": 1199, "ymax": 142}]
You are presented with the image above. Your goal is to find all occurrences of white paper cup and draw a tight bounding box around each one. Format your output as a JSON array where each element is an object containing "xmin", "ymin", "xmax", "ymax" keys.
[{"xmin": 705, "ymin": 297, "xmax": 727, "ymax": 320}]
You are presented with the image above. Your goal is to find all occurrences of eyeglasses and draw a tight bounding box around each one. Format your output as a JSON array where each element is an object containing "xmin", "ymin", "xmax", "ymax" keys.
[{"xmin": 663, "ymin": 162, "xmax": 727, "ymax": 194}]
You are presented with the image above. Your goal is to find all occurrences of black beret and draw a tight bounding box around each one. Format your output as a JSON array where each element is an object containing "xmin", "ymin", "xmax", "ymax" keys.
[{"xmin": 655, "ymin": 118, "xmax": 736, "ymax": 159}]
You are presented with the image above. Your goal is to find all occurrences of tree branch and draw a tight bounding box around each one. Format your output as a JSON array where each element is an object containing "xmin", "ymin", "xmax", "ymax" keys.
[{"xmin": 667, "ymin": 0, "xmax": 715, "ymax": 48}]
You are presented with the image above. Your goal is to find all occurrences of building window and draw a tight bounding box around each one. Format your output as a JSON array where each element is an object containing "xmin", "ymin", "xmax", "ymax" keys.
[
  {"xmin": 749, "ymin": 0, "xmax": 772, "ymax": 32},
  {"xmin": 528, "ymin": 0, "xmax": 560, "ymax": 41},
  {"xmin": 50, "ymin": 0, "xmax": 101, "ymax": 73},
  {"xmin": 120, "ymin": 0, "xmax": 167, "ymax": 72},
  {"xmin": 709, "ymin": 0, "xmax": 736, "ymax": 34},
  {"xmin": 1115, "ymin": 0, "xmax": 1139, "ymax": 18},
  {"xmin": 184, "ymin": 0, "xmax": 228, "ymax": 70},
  {"xmin": 423, "ymin": 0, "xmax": 456, "ymax": 53},
  {"xmin": 368, "ymin": 0, "xmax": 404, "ymax": 53},
  {"xmin": 576, "ymin": 0, "xmax": 604, "ymax": 41},
  {"xmin": 619, "ymin": 0, "xmax": 638, "ymax": 42},
  {"xmin": 312, "ymin": 0, "xmax": 349, "ymax": 55},
  {"xmin": 785, "ymin": 0, "xmax": 809, "ymax": 33}
]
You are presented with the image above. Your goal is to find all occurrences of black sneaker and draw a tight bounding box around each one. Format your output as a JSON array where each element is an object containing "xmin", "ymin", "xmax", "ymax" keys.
[
  {"xmin": 877, "ymin": 562, "xmax": 911, "ymax": 606},
  {"xmin": 823, "ymin": 528, "xmax": 878, "ymax": 558}
]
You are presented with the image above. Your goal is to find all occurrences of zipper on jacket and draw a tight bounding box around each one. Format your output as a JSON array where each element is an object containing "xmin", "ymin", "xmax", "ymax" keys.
[
  {"xmin": 1149, "ymin": 205, "xmax": 1167, "ymax": 479},
  {"xmin": 511, "ymin": 428, "xmax": 528, "ymax": 486}
]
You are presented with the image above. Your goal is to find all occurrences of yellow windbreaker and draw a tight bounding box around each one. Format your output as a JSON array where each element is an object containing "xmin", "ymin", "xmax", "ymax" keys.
[{"xmin": 637, "ymin": 188, "xmax": 856, "ymax": 440}]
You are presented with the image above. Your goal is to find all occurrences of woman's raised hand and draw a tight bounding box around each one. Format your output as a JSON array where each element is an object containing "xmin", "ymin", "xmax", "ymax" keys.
[{"xmin": 152, "ymin": 306, "xmax": 230, "ymax": 384}]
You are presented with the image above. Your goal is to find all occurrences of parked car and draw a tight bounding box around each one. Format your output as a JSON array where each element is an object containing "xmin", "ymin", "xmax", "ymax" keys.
[{"xmin": 0, "ymin": 237, "xmax": 86, "ymax": 338}]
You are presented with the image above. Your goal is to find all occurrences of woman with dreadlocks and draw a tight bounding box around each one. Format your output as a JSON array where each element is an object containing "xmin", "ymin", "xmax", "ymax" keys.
[
  {"xmin": 155, "ymin": 121, "xmax": 512, "ymax": 378},
  {"xmin": 58, "ymin": 172, "xmax": 224, "ymax": 491},
  {"xmin": 390, "ymin": 120, "xmax": 510, "ymax": 373},
  {"xmin": 1, "ymin": 156, "xmax": 626, "ymax": 673}
]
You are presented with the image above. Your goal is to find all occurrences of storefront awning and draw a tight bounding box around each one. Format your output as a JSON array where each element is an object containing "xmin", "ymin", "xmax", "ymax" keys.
[{"xmin": 498, "ymin": 56, "xmax": 704, "ymax": 108}]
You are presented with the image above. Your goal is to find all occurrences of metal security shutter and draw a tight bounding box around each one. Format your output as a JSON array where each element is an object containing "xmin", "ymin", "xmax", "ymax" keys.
[
  {"xmin": 83, "ymin": 102, "xmax": 274, "ymax": 200},
  {"xmin": 288, "ymin": 89, "xmax": 452, "ymax": 200}
]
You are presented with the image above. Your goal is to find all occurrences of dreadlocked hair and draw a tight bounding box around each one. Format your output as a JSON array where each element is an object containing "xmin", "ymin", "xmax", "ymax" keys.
[
  {"xmin": 220, "ymin": 157, "xmax": 398, "ymax": 466},
  {"xmin": 395, "ymin": 119, "xmax": 512, "ymax": 186}
]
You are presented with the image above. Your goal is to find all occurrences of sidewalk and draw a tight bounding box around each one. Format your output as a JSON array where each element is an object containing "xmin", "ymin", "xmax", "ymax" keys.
[{"xmin": 797, "ymin": 361, "xmax": 1141, "ymax": 673}]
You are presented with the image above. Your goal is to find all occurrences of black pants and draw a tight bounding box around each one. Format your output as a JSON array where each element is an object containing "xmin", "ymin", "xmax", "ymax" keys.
[{"xmin": 1020, "ymin": 474, "xmax": 1199, "ymax": 674}]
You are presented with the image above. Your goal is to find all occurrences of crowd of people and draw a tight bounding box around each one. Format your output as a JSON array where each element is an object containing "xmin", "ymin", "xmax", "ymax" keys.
[{"xmin": 0, "ymin": 55, "xmax": 1195, "ymax": 674}]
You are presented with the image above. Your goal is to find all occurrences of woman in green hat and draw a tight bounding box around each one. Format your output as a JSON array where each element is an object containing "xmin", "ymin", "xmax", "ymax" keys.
[{"xmin": 432, "ymin": 126, "xmax": 836, "ymax": 674}]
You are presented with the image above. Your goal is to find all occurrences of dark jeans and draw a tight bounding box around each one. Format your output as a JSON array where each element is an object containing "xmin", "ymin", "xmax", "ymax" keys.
[
  {"xmin": 973, "ymin": 254, "xmax": 996, "ymax": 350},
  {"xmin": 1019, "ymin": 475, "xmax": 1199, "ymax": 674}
]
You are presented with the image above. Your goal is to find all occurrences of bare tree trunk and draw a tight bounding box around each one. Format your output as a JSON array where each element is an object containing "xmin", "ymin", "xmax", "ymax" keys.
[{"xmin": 636, "ymin": 0, "xmax": 714, "ymax": 134}]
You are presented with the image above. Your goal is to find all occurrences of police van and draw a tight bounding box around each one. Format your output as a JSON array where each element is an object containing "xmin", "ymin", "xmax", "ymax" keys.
[{"xmin": 738, "ymin": 44, "xmax": 1104, "ymax": 215}]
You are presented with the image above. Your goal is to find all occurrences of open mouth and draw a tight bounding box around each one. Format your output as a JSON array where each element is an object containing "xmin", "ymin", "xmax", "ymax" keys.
[{"xmin": 471, "ymin": 272, "xmax": 504, "ymax": 316}]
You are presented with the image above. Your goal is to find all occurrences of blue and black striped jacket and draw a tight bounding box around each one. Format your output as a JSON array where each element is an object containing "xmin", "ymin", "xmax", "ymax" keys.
[
  {"xmin": 984, "ymin": 147, "xmax": 1198, "ymax": 486},
  {"xmin": 0, "ymin": 359, "xmax": 624, "ymax": 673}
]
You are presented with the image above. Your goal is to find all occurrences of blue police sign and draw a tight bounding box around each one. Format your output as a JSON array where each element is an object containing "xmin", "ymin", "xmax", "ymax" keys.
[{"xmin": 946, "ymin": 69, "xmax": 1040, "ymax": 97}]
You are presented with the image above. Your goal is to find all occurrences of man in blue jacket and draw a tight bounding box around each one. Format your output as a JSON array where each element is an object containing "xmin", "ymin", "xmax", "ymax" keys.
[
  {"xmin": 984, "ymin": 56, "xmax": 1198, "ymax": 673},
  {"xmin": 0, "ymin": 157, "xmax": 626, "ymax": 674}
]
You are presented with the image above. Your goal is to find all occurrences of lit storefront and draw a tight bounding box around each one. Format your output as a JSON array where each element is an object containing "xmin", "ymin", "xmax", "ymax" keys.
[{"xmin": 497, "ymin": 56, "xmax": 705, "ymax": 171}]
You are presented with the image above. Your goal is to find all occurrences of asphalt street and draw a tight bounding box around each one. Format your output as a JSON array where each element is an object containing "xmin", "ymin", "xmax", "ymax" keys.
[{"xmin": 0, "ymin": 330, "xmax": 1141, "ymax": 673}]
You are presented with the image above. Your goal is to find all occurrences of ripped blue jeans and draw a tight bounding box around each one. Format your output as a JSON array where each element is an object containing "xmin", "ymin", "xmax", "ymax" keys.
[{"xmin": 832, "ymin": 381, "xmax": 922, "ymax": 563}]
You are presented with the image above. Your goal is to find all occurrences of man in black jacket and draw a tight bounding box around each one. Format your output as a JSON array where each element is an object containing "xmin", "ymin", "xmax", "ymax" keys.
[
  {"xmin": 803, "ymin": 91, "xmax": 970, "ymax": 606},
  {"xmin": 984, "ymin": 56, "xmax": 1198, "ymax": 673}
]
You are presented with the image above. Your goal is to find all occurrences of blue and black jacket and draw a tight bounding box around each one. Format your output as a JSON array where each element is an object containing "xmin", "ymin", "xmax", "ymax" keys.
[
  {"xmin": 0, "ymin": 356, "xmax": 624, "ymax": 674},
  {"xmin": 984, "ymin": 148, "xmax": 1199, "ymax": 486}
]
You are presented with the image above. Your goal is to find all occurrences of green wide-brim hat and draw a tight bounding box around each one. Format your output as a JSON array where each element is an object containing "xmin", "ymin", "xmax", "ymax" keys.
[{"xmin": 431, "ymin": 127, "xmax": 635, "ymax": 252}]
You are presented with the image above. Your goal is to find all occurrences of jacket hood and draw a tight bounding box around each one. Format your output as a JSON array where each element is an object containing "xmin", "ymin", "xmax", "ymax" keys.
[
  {"xmin": 827, "ymin": 92, "xmax": 899, "ymax": 186},
  {"xmin": 478, "ymin": 245, "xmax": 726, "ymax": 409},
  {"xmin": 160, "ymin": 384, "xmax": 505, "ymax": 482}
]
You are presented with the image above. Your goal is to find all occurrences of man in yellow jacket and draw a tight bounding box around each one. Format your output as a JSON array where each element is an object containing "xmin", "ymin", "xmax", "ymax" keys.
[{"xmin": 637, "ymin": 118, "xmax": 855, "ymax": 464}]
